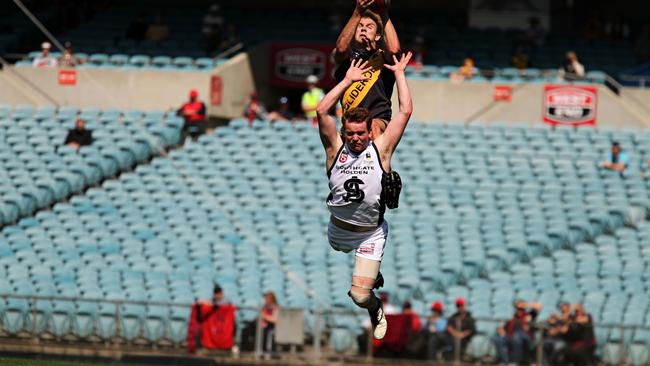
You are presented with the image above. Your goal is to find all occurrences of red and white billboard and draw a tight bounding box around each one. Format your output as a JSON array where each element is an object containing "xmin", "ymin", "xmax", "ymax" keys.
[
  {"xmin": 270, "ymin": 43, "xmax": 336, "ymax": 88},
  {"xmin": 493, "ymin": 85, "xmax": 512, "ymax": 102},
  {"xmin": 58, "ymin": 70, "xmax": 77, "ymax": 86},
  {"xmin": 543, "ymin": 85, "xmax": 598, "ymax": 126}
]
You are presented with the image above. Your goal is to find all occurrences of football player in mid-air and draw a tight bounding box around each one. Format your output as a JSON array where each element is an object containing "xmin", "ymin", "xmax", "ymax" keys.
[
  {"xmin": 316, "ymin": 52, "xmax": 412, "ymax": 339},
  {"xmin": 333, "ymin": 0, "xmax": 401, "ymax": 137}
]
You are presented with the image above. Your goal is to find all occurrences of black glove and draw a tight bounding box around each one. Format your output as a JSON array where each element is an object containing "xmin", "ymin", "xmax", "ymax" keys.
[{"xmin": 383, "ymin": 170, "xmax": 402, "ymax": 209}]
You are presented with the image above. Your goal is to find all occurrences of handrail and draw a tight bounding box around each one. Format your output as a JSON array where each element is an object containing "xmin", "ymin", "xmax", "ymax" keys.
[{"xmin": 213, "ymin": 42, "xmax": 244, "ymax": 62}]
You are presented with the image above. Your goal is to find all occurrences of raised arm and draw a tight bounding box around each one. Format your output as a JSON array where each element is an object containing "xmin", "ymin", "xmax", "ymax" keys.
[
  {"xmin": 383, "ymin": 18, "xmax": 401, "ymax": 60},
  {"xmin": 376, "ymin": 52, "xmax": 413, "ymax": 156},
  {"xmin": 333, "ymin": 0, "xmax": 374, "ymax": 64},
  {"xmin": 317, "ymin": 59, "xmax": 371, "ymax": 159}
]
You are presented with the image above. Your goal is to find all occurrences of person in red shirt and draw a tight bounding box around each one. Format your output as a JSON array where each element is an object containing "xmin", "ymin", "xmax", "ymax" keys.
[
  {"xmin": 402, "ymin": 301, "xmax": 422, "ymax": 332},
  {"xmin": 177, "ymin": 89, "xmax": 207, "ymax": 141}
]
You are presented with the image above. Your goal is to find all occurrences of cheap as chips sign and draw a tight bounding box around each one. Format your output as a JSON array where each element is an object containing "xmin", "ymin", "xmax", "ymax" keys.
[{"xmin": 543, "ymin": 85, "xmax": 597, "ymax": 126}]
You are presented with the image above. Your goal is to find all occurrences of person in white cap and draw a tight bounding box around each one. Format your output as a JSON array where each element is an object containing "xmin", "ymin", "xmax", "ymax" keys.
[
  {"xmin": 32, "ymin": 42, "xmax": 57, "ymax": 68},
  {"xmin": 301, "ymin": 75, "xmax": 325, "ymax": 126}
]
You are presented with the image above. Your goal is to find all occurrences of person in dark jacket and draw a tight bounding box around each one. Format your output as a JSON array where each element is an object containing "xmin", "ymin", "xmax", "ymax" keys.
[
  {"xmin": 64, "ymin": 118, "xmax": 93, "ymax": 149},
  {"xmin": 563, "ymin": 304, "xmax": 596, "ymax": 366},
  {"xmin": 446, "ymin": 297, "xmax": 476, "ymax": 360},
  {"xmin": 493, "ymin": 300, "xmax": 542, "ymax": 365}
]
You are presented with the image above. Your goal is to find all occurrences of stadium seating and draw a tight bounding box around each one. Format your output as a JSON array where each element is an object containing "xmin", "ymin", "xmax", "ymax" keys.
[
  {"xmin": 0, "ymin": 104, "xmax": 182, "ymax": 226},
  {"xmin": 1, "ymin": 119, "xmax": 650, "ymax": 362},
  {"xmin": 16, "ymin": 53, "xmax": 228, "ymax": 71}
]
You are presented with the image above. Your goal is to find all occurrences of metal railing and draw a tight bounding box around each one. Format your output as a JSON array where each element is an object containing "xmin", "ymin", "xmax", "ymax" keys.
[
  {"xmin": 0, "ymin": 293, "xmax": 359, "ymax": 362},
  {"xmin": 2, "ymin": 293, "xmax": 650, "ymax": 365}
]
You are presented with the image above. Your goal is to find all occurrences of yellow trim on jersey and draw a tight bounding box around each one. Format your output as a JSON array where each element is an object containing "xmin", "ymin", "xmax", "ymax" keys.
[{"xmin": 341, "ymin": 51, "xmax": 385, "ymax": 112}]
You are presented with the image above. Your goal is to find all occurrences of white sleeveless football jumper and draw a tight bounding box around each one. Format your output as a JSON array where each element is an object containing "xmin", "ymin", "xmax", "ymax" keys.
[{"xmin": 326, "ymin": 141, "xmax": 389, "ymax": 261}]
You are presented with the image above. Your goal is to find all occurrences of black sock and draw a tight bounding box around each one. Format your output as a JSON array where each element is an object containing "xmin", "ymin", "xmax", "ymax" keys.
[{"xmin": 368, "ymin": 294, "xmax": 381, "ymax": 315}]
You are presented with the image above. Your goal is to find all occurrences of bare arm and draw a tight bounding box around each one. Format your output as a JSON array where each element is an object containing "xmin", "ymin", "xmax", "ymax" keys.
[
  {"xmin": 317, "ymin": 59, "xmax": 371, "ymax": 163},
  {"xmin": 383, "ymin": 18, "xmax": 401, "ymax": 60},
  {"xmin": 333, "ymin": 0, "xmax": 374, "ymax": 64},
  {"xmin": 375, "ymin": 52, "xmax": 413, "ymax": 159}
]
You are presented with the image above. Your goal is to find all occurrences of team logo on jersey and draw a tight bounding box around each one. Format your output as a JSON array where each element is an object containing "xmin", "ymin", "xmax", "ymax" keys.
[
  {"xmin": 343, "ymin": 176, "xmax": 365, "ymax": 202},
  {"xmin": 339, "ymin": 153, "xmax": 348, "ymax": 163},
  {"xmin": 365, "ymin": 152, "xmax": 372, "ymax": 161},
  {"xmin": 358, "ymin": 242, "xmax": 375, "ymax": 255}
]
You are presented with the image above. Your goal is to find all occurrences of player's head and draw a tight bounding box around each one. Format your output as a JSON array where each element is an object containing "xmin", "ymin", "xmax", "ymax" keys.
[
  {"xmin": 355, "ymin": 10, "xmax": 383, "ymax": 51},
  {"xmin": 342, "ymin": 108, "xmax": 372, "ymax": 154}
]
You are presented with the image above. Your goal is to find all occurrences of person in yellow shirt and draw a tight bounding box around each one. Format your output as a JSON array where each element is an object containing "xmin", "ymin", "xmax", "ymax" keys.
[{"xmin": 302, "ymin": 75, "xmax": 325, "ymax": 126}]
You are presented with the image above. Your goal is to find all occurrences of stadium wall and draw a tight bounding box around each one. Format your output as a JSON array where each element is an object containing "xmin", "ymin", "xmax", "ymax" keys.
[
  {"xmin": 0, "ymin": 53, "xmax": 255, "ymax": 119},
  {"xmin": 396, "ymin": 81, "xmax": 650, "ymax": 129}
]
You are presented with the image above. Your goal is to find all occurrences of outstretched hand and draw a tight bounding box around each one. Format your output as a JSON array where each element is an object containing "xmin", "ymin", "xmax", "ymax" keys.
[
  {"xmin": 385, "ymin": 52, "xmax": 413, "ymax": 73},
  {"xmin": 356, "ymin": 0, "xmax": 375, "ymax": 11},
  {"xmin": 344, "ymin": 58, "xmax": 372, "ymax": 83}
]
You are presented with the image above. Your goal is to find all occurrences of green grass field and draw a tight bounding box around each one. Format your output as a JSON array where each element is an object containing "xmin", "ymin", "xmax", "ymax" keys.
[{"xmin": 0, "ymin": 358, "xmax": 136, "ymax": 366}]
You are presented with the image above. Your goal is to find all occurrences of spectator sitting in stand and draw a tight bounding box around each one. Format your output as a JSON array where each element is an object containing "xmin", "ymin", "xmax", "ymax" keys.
[
  {"xmin": 402, "ymin": 301, "xmax": 422, "ymax": 333},
  {"xmin": 407, "ymin": 36, "xmax": 427, "ymax": 70},
  {"xmin": 563, "ymin": 304, "xmax": 596, "ymax": 366},
  {"xmin": 64, "ymin": 118, "xmax": 93, "ymax": 149},
  {"xmin": 493, "ymin": 300, "xmax": 541, "ymax": 366},
  {"xmin": 600, "ymin": 142, "xmax": 628, "ymax": 173},
  {"xmin": 177, "ymin": 89, "xmax": 207, "ymax": 141},
  {"xmin": 270, "ymin": 97, "xmax": 295, "ymax": 122},
  {"xmin": 558, "ymin": 51, "xmax": 585, "ymax": 81},
  {"xmin": 126, "ymin": 13, "xmax": 148, "ymax": 42},
  {"xmin": 446, "ymin": 297, "xmax": 476, "ymax": 361},
  {"xmin": 244, "ymin": 93, "xmax": 293, "ymax": 124},
  {"xmin": 426, "ymin": 301, "xmax": 449, "ymax": 361},
  {"xmin": 261, "ymin": 291, "xmax": 279, "ymax": 360},
  {"xmin": 146, "ymin": 14, "xmax": 170, "ymax": 43},
  {"xmin": 450, "ymin": 58, "xmax": 476, "ymax": 83},
  {"xmin": 512, "ymin": 45, "xmax": 530, "ymax": 71},
  {"xmin": 58, "ymin": 42, "xmax": 82, "ymax": 68},
  {"xmin": 33, "ymin": 42, "xmax": 57, "ymax": 68},
  {"xmin": 543, "ymin": 302, "xmax": 572, "ymax": 366}
]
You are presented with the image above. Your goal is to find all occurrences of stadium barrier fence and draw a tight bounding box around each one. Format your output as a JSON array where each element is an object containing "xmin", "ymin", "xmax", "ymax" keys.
[{"xmin": 0, "ymin": 293, "xmax": 647, "ymax": 365}]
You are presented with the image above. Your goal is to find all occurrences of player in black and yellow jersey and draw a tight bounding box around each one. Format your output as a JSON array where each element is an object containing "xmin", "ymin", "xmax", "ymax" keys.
[{"xmin": 333, "ymin": 0, "xmax": 401, "ymax": 138}]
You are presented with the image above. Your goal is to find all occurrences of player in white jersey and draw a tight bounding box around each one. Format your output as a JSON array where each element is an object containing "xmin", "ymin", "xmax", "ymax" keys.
[{"xmin": 316, "ymin": 53, "xmax": 412, "ymax": 339}]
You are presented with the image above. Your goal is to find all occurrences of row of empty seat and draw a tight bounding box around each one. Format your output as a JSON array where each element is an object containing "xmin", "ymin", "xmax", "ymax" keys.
[
  {"xmin": 407, "ymin": 65, "xmax": 609, "ymax": 84},
  {"xmin": 18, "ymin": 53, "xmax": 226, "ymax": 71}
]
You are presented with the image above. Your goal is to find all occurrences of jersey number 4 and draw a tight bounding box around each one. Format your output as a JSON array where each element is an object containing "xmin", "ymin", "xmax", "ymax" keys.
[{"xmin": 343, "ymin": 177, "xmax": 365, "ymax": 203}]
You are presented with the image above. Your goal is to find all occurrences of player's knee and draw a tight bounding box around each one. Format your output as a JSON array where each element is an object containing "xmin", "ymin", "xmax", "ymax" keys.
[{"xmin": 349, "ymin": 288, "xmax": 372, "ymax": 308}]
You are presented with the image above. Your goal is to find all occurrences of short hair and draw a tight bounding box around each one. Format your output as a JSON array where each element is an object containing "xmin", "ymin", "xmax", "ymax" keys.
[
  {"xmin": 360, "ymin": 10, "xmax": 384, "ymax": 37},
  {"xmin": 213, "ymin": 284, "xmax": 223, "ymax": 294},
  {"xmin": 342, "ymin": 108, "xmax": 372, "ymax": 131},
  {"xmin": 612, "ymin": 141, "xmax": 620, "ymax": 147}
]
